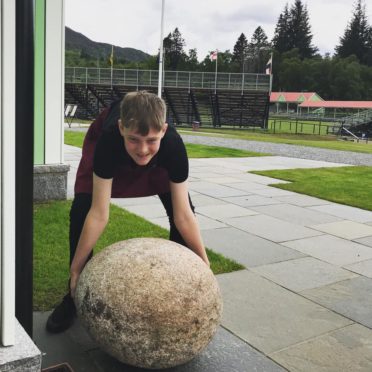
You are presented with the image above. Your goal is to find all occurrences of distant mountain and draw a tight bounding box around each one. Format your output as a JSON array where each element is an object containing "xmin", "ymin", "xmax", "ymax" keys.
[{"xmin": 65, "ymin": 26, "xmax": 151, "ymax": 62}]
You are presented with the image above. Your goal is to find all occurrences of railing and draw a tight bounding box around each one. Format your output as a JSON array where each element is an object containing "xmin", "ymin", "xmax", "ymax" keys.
[
  {"xmin": 65, "ymin": 67, "xmax": 271, "ymax": 92},
  {"xmin": 340, "ymin": 108, "xmax": 372, "ymax": 126}
]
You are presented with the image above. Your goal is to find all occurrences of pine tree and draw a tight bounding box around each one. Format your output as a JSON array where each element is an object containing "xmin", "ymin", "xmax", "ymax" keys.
[
  {"xmin": 273, "ymin": 1, "xmax": 317, "ymax": 58},
  {"xmin": 272, "ymin": 4, "xmax": 291, "ymax": 54},
  {"xmin": 232, "ymin": 33, "xmax": 248, "ymax": 72},
  {"xmin": 248, "ymin": 26, "xmax": 271, "ymax": 73},
  {"xmin": 335, "ymin": 0, "xmax": 372, "ymax": 66},
  {"xmin": 288, "ymin": 0, "xmax": 317, "ymax": 58},
  {"xmin": 163, "ymin": 28, "xmax": 186, "ymax": 70}
]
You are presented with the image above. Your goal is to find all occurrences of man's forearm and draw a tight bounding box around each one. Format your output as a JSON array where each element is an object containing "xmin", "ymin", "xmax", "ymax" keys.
[
  {"xmin": 70, "ymin": 211, "xmax": 108, "ymax": 275},
  {"xmin": 175, "ymin": 214, "xmax": 209, "ymax": 264}
]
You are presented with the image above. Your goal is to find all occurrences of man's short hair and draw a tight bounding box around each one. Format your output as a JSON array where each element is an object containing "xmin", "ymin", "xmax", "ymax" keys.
[{"xmin": 120, "ymin": 91, "xmax": 166, "ymax": 135}]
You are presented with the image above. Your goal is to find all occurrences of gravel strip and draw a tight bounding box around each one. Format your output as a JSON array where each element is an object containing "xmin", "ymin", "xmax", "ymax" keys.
[
  {"xmin": 65, "ymin": 127, "xmax": 372, "ymax": 166},
  {"xmin": 180, "ymin": 134, "xmax": 372, "ymax": 166}
]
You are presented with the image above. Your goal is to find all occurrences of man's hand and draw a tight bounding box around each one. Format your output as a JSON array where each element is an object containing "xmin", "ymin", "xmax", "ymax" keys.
[{"xmin": 70, "ymin": 271, "xmax": 80, "ymax": 298}]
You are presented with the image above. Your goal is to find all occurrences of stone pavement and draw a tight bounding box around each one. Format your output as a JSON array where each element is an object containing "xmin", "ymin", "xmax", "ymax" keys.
[{"xmin": 33, "ymin": 144, "xmax": 372, "ymax": 371}]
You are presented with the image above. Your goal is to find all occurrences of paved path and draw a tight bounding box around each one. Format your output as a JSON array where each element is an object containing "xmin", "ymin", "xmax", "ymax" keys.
[{"xmin": 34, "ymin": 142, "xmax": 372, "ymax": 371}]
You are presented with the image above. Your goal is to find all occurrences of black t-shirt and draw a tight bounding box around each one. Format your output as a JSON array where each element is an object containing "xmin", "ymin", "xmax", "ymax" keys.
[{"xmin": 92, "ymin": 124, "xmax": 189, "ymax": 197}]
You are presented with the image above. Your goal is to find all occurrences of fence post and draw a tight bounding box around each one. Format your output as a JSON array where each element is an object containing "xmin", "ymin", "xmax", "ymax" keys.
[
  {"xmin": 295, "ymin": 119, "xmax": 298, "ymax": 134},
  {"xmin": 189, "ymin": 72, "xmax": 191, "ymax": 91},
  {"xmin": 318, "ymin": 121, "xmax": 321, "ymax": 135},
  {"xmin": 85, "ymin": 68, "xmax": 88, "ymax": 87}
]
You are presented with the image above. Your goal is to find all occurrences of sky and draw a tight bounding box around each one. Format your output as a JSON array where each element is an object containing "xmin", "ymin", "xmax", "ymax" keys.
[{"xmin": 65, "ymin": 0, "xmax": 371, "ymax": 61}]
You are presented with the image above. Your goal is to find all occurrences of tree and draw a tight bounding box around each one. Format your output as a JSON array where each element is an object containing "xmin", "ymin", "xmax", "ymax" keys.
[
  {"xmin": 272, "ymin": 4, "xmax": 292, "ymax": 54},
  {"xmin": 163, "ymin": 28, "xmax": 187, "ymax": 70},
  {"xmin": 232, "ymin": 33, "xmax": 248, "ymax": 72},
  {"xmin": 288, "ymin": 0, "xmax": 318, "ymax": 58},
  {"xmin": 335, "ymin": 0, "xmax": 372, "ymax": 66},
  {"xmin": 272, "ymin": 1, "xmax": 317, "ymax": 59},
  {"xmin": 247, "ymin": 26, "xmax": 271, "ymax": 73}
]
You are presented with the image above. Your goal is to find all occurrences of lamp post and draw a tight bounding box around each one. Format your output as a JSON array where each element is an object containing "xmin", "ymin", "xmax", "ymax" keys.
[{"xmin": 158, "ymin": 0, "xmax": 165, "ymax": 97}]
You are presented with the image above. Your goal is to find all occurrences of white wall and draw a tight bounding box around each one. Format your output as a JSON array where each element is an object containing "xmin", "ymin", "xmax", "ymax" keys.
[
  {"xmin": 0, "ymin": 0, "xmax": 16, "ymax": 347},
  {"xmin": 45, "ymin": 0, "xmax": 65, "ymax": 164}
]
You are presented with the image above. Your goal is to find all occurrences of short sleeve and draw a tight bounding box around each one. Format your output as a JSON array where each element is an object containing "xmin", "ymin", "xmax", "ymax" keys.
[
  {"xmin": 165, "ymin": 134, "xmax": 189, "ymax": 183},
  {"xmin": 93, "ymin": 132, "xmax": 115, "ymax": 179}
]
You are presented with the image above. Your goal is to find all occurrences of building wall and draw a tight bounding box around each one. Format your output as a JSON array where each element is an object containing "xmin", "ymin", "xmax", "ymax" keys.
[
  {"xmin": 0, "ymin": 0, "xmax": 16, "ymax": 346},
  {"xmin": 34, "ymin": 0, "xmax": 65, "ymax": 165}
]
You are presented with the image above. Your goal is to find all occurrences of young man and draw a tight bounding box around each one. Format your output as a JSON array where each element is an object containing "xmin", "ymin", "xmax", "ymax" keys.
[{"xmin": 46, "ymin": 91, "xmax": 209, "ymax": 333}]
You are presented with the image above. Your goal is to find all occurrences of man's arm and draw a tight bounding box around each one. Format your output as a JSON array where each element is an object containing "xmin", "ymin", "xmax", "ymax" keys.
[
  {"xmin": 70, "ymin": 174, "xmax": 112, "ymax": 296},
  {"xmin": 170, "ymin": 180, "xmax": 210, "ymax": 266}
]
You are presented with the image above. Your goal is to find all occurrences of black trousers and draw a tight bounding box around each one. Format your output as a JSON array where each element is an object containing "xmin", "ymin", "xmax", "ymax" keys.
[{"xmin": 69, "ymin": 192, "xmax": 195, "ymax": 265}]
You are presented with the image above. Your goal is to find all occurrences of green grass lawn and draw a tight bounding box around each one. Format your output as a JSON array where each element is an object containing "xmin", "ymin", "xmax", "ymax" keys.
[
  {"xmin": 253, "ymin": 166, "xmax": 372, "ymax": 211},
  {"xmin": 34, "ymin": 200, "xmax": 244, "ymax": 311},
  {"xmin": 64, "ymin": 130, "xmax": 267, "ymax": 157},
  {"xmin": 178, "ymin": 128, "xmax": 372, "ymax": 154}
]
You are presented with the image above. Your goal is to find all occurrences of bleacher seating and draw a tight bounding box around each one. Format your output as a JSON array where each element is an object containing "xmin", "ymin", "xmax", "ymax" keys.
[{"xmin": 64, "ymin": 83, "xmax": 270, "ymax": 128}]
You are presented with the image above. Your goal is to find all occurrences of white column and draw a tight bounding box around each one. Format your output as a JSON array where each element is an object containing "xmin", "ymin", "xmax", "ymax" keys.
[
  {"xmin": 45, "ymin": 0, "xmax": 65, "ymax": 164},
  {"xmin": 0, "ymin": 0, "xmax": 16, "ymax": 346}
]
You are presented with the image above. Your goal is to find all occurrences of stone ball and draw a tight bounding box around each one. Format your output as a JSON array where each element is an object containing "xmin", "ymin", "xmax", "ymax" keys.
[{"xmin": 74, "ymin": 238, "xmax": 223, "ymax": 369}]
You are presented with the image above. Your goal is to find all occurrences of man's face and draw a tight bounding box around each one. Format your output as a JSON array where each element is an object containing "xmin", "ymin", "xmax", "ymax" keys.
[{"xmin": 118, "ymin": 120, "xmax": 168, "ymax": 166}]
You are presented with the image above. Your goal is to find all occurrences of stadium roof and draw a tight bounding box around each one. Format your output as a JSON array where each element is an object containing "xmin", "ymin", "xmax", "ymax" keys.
[
  {"xmin": 270, "ymin": 92, "xmax": 323, "ymax": 103},
  {"xmin": 299, "ymin": 101, "xmax": 372, "ymax": 109}
]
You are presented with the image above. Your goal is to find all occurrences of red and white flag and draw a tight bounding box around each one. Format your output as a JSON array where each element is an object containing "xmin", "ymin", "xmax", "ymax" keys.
[
  {"xmin": 265, "ymin": 56, "xmax": 272, "ymax": 75},
  {"xmin": 210, "ymin": 50, "xmax": 218, "ymax": 61}
]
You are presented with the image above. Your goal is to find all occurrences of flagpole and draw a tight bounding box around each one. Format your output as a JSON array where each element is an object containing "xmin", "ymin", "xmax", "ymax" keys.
[
  {"xmin": 269, "ymin": 51, "xmax": 273, "ymax": 93},
  {"xmin": 158, "ymin": 0, "xmax": 165, "ymax": 98},
  {"xmin": 214, "ymin": 50, "xmax": 218, "ymax": 94},
  {"xmin": 110, "ymin": 44, "xmax": 113, "ymax": 90}
]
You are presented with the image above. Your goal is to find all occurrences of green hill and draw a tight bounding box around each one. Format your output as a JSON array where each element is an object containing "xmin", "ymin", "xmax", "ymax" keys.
[{"xmin": 65, "ymin": 26, "xmax": 151, "ymax": 66}]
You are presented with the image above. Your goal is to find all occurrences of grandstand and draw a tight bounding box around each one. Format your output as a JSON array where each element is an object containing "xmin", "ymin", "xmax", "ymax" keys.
[{"xmin": 65, "ymin": 67, "xmax": 271, "ymax": 128}]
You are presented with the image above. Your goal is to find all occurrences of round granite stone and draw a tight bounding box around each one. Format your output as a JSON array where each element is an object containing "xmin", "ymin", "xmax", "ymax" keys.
[{"xmin": 74, "ymin": 238, "xmax": 223, "ymax": 369}]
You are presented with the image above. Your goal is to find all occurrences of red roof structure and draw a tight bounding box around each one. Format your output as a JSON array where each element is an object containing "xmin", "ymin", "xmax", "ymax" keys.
[
  {"xmin": 270, "ymin": 92, "xmax": 323, "ymax": 103},
  {"xmin": 299, "ymin": 101, "xmax": 372, "ymax": 109}
]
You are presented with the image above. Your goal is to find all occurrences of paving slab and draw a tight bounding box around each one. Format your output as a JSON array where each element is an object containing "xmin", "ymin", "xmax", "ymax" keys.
[
  {"xmin": 189, "ymin": 181, "xmax": 249, "ymax": 197},
  {"xmin": 124, "ymin": 204, "xmax": 167, "ymax": 219},
  {"xmin": 149, "ymin": 217, "xmax": 170, "ymax": 230},
  {"xmin": 189, "ymin": 194, "xmax": 228, "ymax": 207},
  {"xmin": 111, "ymin": 196, "xmax": 160, "ymax": 207},
  {"xmin": 34, "ymin": 312, "xmax": 285, "ymax": 372},
  {"xmin": 196, "ymin": 204, "xmax": 258, "ymax": 221},
  {"xmin": 309, "ymin": 204, "xmax": 372, "ymax": 223},
  {"xmin": 250, "ymin": 204, "xmax": 341, "ymax": 226},
  {"xmin": 301, "ymin": 276, "xmax": 372, "ymax": 328},
  {"xmin": 281, "ymin": 234, "xmax": 372, "ymax": 266},
  {"xmin": 217, "ymin": 270, "xmax": 352, "ymax": 354},
  {"xmin": 344, "ymin": 259, "xmax": 372, "ymax": 278},
  {"xmin": 270, "ymin": 323, "xmax": 372, "ymax": 372},
  {"xmin": 222, "ymin": 195, "xmax": 282, "ymax": 207},
  {"xmin": 202, "ymin": 227, "xmax": 306, "ymax": 267},
  {"xmin": 252, "ymin": 257, "xmax": 358, "ymax": 292},
  {"xmin": 195, "ymin": 214, "xmax": 228, "ymax": 230},
  {"xmin": 275, "ymin": 194, "xmax": 331, "ymax": 207},
  {"xmin": 246, "ymin": 187, "xmax": 295, "ymax": 197},
  {"xmin": 226, "ymin": 172, "xmax": 291, "ymax": 185},
  {"xmin": 224, "ymin": 214, "xmax": 322, "ymax": 242},
  {"xmin": 86, "ymin": 327, "xmax": 286, "ymax": 372},
  {"xmin": 203, "ymin": 176, "xmax": 243, "ymax": 184},
  {"xmin": 224, "ymin": 182, "xmax": 272, "ymax": 192},
  {"xmin": 310, "ymin": 220, "xmax": 372, "ymax": 240},
  {"xmin": 354, "ymin": 235, "xmax": 372, "ymax": 248}
]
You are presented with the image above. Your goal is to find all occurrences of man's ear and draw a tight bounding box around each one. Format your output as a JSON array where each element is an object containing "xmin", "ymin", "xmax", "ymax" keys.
[
  {"xmin": 161, "ymin": 123, "xmax": 168, "ymax": 136},
  {"xmin": 118, "ymin": 119, "xmax": 125, "ymax": 136}
]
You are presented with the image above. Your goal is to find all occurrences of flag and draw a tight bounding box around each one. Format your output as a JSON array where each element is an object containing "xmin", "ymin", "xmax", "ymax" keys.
[
  {"xmin": 109, "ymin": 45, "xmax": 114, "ymax": 67},
  {"xmin": 265, "ymin": 56, "xmax": 272, "ymax": 75},
  {"xmin": 210, "ymin": 50, "xmax": 218, "ymax": 61}
]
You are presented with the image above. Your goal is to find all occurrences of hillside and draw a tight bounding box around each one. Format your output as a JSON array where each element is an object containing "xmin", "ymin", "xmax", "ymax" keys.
[{"xmin": 65, "ymin": 26, "xmax": 151, "ymax": 63}]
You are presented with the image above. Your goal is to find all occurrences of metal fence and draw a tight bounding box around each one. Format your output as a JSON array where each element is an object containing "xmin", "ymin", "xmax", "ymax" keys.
[{"xmin": 65, "ymin": 67, "xmax": 271, "ymax": 92}]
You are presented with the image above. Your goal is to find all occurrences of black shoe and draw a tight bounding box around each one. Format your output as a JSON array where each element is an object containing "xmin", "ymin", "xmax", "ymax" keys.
[{"xmin": 46, "ymin": 293, "xmax": 76, "ymax": 333}]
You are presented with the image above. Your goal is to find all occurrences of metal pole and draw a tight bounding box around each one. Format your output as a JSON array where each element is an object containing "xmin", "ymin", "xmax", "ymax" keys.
[
  {"xmin": 158, "ymin": 0, "xmax": 165, "ymax": 97},
  {"xmin": 214, "ymin": 51, "xmax": 218, "ymax": 94},
  {"xmin": 15, "ymin": 0, "xmax": 34, "ymax": 337}
]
